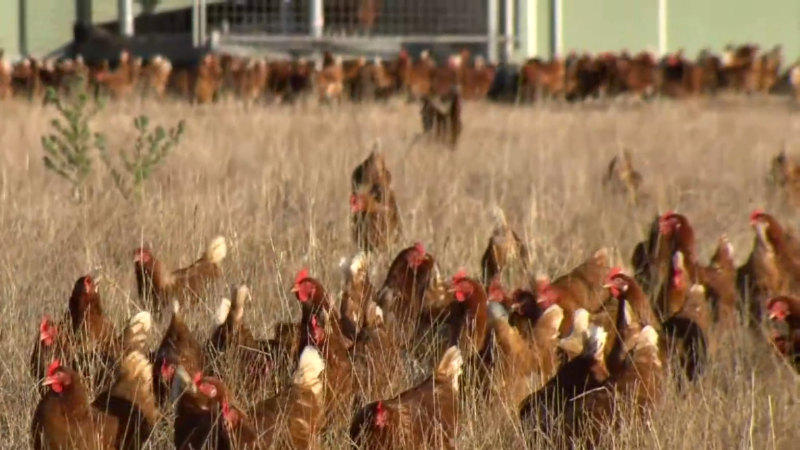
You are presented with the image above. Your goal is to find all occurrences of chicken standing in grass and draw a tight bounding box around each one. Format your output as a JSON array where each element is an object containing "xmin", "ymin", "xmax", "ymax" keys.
[
  {"xmin": 153, "ymin": 300, "xmax": 206, "ymax": 407},
  {"xmin": 632, "ymin": 212, "xmax": 698, "ymax": 295},
  {"xmin": 217, "ymin": 346, "xmax": 327, "ymax": 449},
  {"xmin": 519, "ymin": 325, "xmax": 609, "ymax": 446},
  {"xmin": 350, "ymin": 346, "xmax": 463, "ymax": 450},
  {"xmin": 479, "ymin": 206, "xmax": 530, "ymax": 286},
  {"xmin": 485, "ymin": 301, "xmax": 563, "ymax": 407},
  {"xmin": 351, "ymin": 189, "xmax": 402, "ymax": 253},
  {"xmin": 536, "ymin": 248, "xmax": 610, "ymax": 336},
  {"xmin": 291, "ymin": 268, "xmax": 340, "ymax": 359},
  {"xmin": 306, "ymin": 312, "xmax": 354, "ymax": 430},
  {"xmin": 446, "ymin": 270, "xmax": 490, "ymax": 356},
  {"xmin": 602, "ymin": 150, "xmax": 644, "ymax": 204},
  {"xmin": 766, "ymin": 296, "xmax": 800, "ymax": 369},
  {"xmin": 698, "ymin": 235, "xmax": 738, "ymax": 330},
  {"xmin": 350, "ymin": 150, "xmax": 401, "ymax": 252},
  {"xmin": 31, "ymin": 312, "xmax": 156, "ymax": 450},
  {"xmin": 171, "ymin": 367, "xmax": 233, "ymax": 450},
  {"xmin": 68, "ymin": 274, "xmax": 116, "ymax": 352},
  {"xmin": 738, "ymin": 210, "xmax": 800, "ymax": 323},
  {"xmin": 31, "ymin": 280, "xmax": 152, "ymax": 396},
  {"xmin": 207, "ymin": 285, "xmax": 285, "ymax": 396},
  {"xmin": 30, "ymin": 274, "xmax": 116, "ymax": 381},
  {"xmin": 375, "ymin": 242, "xmax": 437, "ymax": 346},
  {"xmin": 339, "ymin": 252, "xmax": 375, "ymax": 341},
  {"xmin": 134, "ymin": 235, "xmax": 227, "ymax": 315}
]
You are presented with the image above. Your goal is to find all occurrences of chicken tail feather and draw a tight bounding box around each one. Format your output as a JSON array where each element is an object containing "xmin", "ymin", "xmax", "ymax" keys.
[
  {"xmin": 585, "ymin": 325, "xmax": 608, "ymax": 360},
  {"xmin": 539, "ymin": 304, "xmax": 565, "ymax": 339},
  {"xmin": 558, "ymin": 308, "xmax": 590, "ymax": 357},
  {"xmin": 123, "ymin": 311, "xmax": 152, "ymax": 353},
  {"xmin": 340, "ymin": 251, "xmax": 368, "ymax": 281},
  {"xmin": 112, "ymin": 350, "xmax": 159, "ymax": 425},
  {"xmin": 490, "ymin": 204, "xmax": 508, "ymax": 231},
  {"xmin": 205, "ymin": 236, "xmax": 228, "ymax": 264},
  {"xmin": 293, "ymin": 346, "xmax": 326, "ymax": 396},
  {"xmin": 435, "ymin": 346, "xmax": 464, "ymax": 391},
  {"xmin": 214, "ymin": 297, "xmax": 232, "ymax": 326},
  {"xmin": 231, "ymin": 285, "xmax": 249, "ymax": 324}
]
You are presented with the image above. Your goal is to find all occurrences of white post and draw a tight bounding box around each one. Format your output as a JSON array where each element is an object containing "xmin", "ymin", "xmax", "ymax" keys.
[
  {"xmin": 658, "ymin": 0, "xmax": 668, "ymax": 56},
  {"xmin": 503, "ymin": 0, "xmax": 515, "ymax": 62},
  {"xmin": 487, "ymin": 0, "xmax": 499, "ymax": 63},
  {"xmin": 525, "ymin": 0, "xmax": 538, "ymax": 58},
  {"xmin": 310, "ymin": 0, "xmax": 324, "ymax": 39},
  {"xmin": 192, "ymin": 0, "xmax": 200, "ymax": 46},
  {"xmin": 199, "ymin": 0, "xmax": 207, "ymax": 45},
  {"xmin": 553, "ymin": 0, "xmax": 563, "ymax": 57},
  {"xmin": 118, "ymin": 0, "xmax": 134, "ymax": 36}
]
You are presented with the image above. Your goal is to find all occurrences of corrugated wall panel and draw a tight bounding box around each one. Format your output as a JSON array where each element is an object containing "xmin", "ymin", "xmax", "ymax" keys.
[
  {"xmin": 561, "ymin": 0, "xmax": 659, "ymax": 54},
  {"xmin": 668, "ymin": 0, "xmax": 800, "ymax": 61}
]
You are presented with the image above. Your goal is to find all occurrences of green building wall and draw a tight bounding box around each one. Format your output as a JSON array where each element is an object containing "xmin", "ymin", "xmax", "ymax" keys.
[
  {"xmin": 668, "ymin": 0, "xmax": 800, "ymax": 62},
  {"xmin": 91, "ymin": 0, "xmax": 210, "ymax": 23},
  {"xmin": 561, "ymin": 0, "xmax": 659, "ymax": 54},
  {"xmin": 1, "ymin": 0, "xmax": 206, "ymax": 58},
  {"xmin": 516, "ymin": 0, "xmax": 800, "ymax": 62},
  {"xmin": 23, "ymin": 0, "xmax": 77, "ymax": 57},
  {"xmin": 0, "ymin": 2, "xmax": 20, "ymax": 59},
  {"xmin": 3, "ymin": 1, "xmax": 799, "ymax": 62}
]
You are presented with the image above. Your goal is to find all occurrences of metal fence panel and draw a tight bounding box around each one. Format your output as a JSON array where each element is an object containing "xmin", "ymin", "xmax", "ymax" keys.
[
  {"xmin": 207, "ymin": 0, "xmax": 489, "ymax": 37},
  {"xmin": 207, "ymin": 0, "xmax": 312, "ymax": 35}
]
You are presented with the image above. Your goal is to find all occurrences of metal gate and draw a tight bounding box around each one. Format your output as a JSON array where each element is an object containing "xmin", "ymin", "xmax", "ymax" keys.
[{"xmin": 199, "ymin": 0, "xmax": 516, "ymax": 61}]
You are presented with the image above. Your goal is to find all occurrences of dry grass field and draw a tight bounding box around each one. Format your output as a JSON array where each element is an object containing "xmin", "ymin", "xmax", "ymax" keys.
[{"xmin": 1, "ymin": 96, "xmax": 799, "ymax": 449}]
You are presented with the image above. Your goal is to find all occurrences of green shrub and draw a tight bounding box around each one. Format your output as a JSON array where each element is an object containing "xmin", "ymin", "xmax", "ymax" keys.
[
  {"xmin": 98, "ymin": 115, "xmax": 185, "ymax": 200},
  {"xmin": 41, "ymin": 86, "xmax": 184, "ymax": 201},
  {"xmin": 40, "ymin": 87, "xmax": 105, "ymax": 201}
]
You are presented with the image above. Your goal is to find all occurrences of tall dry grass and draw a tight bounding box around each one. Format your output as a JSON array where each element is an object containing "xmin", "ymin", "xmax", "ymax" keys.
[{"xmin": 0, "ymin": 96, "xmax": 799, "ymax": 449}]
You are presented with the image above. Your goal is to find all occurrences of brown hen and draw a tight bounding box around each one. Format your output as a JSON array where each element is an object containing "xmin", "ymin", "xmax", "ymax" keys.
[
  {"xmin": 350, "ymin": 346, "xmax": 463, "ymax": 450},
  {"xmin": 134, "ymin": 235, "xmax": 227, "ymax": 315}
]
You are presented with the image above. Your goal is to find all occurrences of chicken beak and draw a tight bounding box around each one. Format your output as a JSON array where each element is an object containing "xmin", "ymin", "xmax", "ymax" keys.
[
  {"xmin": 169, "ymin": 378, "xmax": 184, "ymax": 403},
  {"xmin": 41, "ymin": 377, "xmax": 55, "ymax": 387},
  {"xmin": 601, "ymin": 283, "xmax": 613, "ymax": 289},
  {"xmin": 290, "ymin": 285, "xmax": 300, "ymax": 294},
  {"xmin": 170, "ymin": 365, "xmax": 195, "ymax": 403}
]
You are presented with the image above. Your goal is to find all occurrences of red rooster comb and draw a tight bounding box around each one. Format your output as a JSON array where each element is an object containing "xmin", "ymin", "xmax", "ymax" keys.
[
  {"xmin": 310, "ymin": 315, "xmax": 324, "ymax": 343},
  {"xmin": 133, "ymin": 247, "xmax": 152, "ymax": 263},
  {"xmin": 749, "ymin": 209, "xmax": 765, "ymax": 223},
  {"xmin": 660, "ymin": 210, "xmax": 676, "ymax": 220},
  {"xmin": 39, "ymin": 315, "xmax": 53, "ymax": 332},
  {"xmin": 83, "ymin": 275, "xmax": 93, "ymax": 291},
  {"xmin": 160, "ymin": 360, "xmax": 172, "ymax": 379},
  {"xmin": 192, "ymin": 371, "xmax": 203, "ymax": 387},
  {"xmin": 47, "ymin": 360, "xmax": 61, "ymax": 377},
  {"xmin": 39, "ymin": 315, "xmax": 57, "ymax": 345},
  {"xmin": 414, "ymin": 242, "xmax": 426, "ymax": 255},
  {"xmin": 295, "ymin": 268, "xmax": 309, "ymax": 285},
  {"xmin": 488, "ymin": 277, "xmax": 506, "ymax": 302},
  {"xmin": 452, "ymin": 268, "xmax": 468, "ymax": 284},
  {"xmin": 606, "ymin": 267, "xmax": 624, "ymax": 281},
  {"xmin": 375, "ymin": 400, "xmax": 387, "ymax": 428}
]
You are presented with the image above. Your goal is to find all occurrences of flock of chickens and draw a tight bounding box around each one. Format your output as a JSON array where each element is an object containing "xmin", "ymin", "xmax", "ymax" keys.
[
  {"xmin": 28, "ymin": 149, "xmax": 800, "ymax": 449},
  {"xmin": 4, "ymin": 43, "xmax": 800, "ymax": 107}
]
